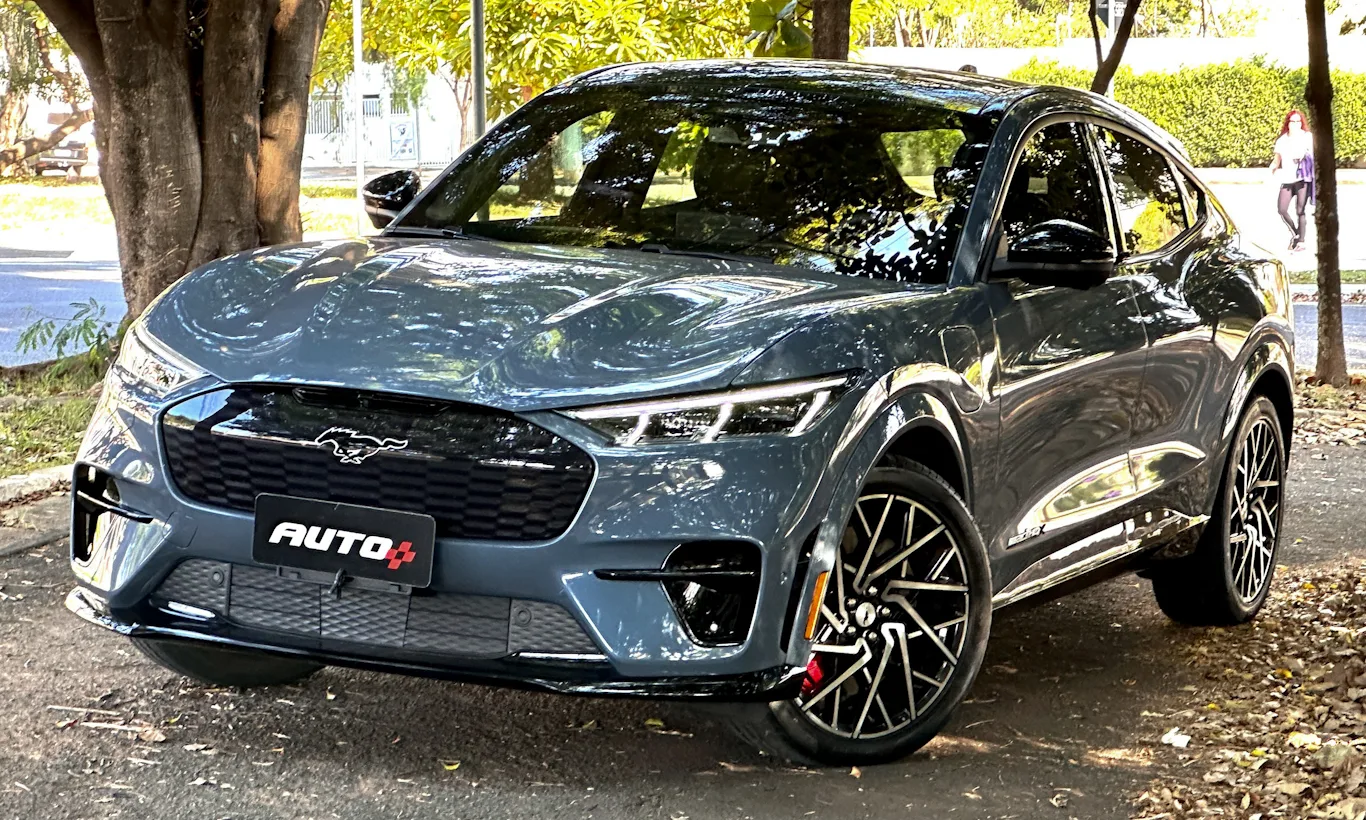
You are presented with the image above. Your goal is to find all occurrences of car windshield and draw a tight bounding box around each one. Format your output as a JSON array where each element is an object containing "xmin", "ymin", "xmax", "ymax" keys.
[{"xmin": 397, "ymin": 83, "xmax": 995, "ymax": 285}]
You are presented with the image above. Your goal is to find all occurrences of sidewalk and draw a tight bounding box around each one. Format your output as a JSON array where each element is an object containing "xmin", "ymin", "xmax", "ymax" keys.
[{"xmin": 1199, "ymin": 167, "xmax": 1366, "ymax": 185}]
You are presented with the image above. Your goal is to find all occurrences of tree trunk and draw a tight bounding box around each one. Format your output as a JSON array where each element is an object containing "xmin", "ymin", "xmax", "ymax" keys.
[
  {"xmin": 1306, "ymin": 0, "xmax": 1347, "ymax": 385},
  {"xmin": 0, "ymin": 94, "xmax": 27, "ymax": 158},
  {"xmin": 188, "ymin": 0, "xmax": 273, "ymax": 270},
  {"xmin": 258, "ymin": 0, "xmax": 330, "ymax": 246},
  {"xmin": 36, "ymin": 0, "xmax": 331, "ymax": 318},
  {"xmin": 811, "ymin": 0, "xmax": 852, "ymax": 60},
  {"xmin": 1091, "ymin": 0, "xmax": 1142, "ymax": 94}
]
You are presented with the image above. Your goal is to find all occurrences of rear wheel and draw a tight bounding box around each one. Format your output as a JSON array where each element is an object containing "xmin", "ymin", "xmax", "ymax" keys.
[
  {"xmin": 725, "ymin": 458, "xmax": 991, "ymax": 765},
  {"xmin": 1151, "ymin": 395, "xmax": 1285, "ymax": 625},
  {"xmin": 132, "ymin": 638, "xmax": 323, "ymax": 688}
]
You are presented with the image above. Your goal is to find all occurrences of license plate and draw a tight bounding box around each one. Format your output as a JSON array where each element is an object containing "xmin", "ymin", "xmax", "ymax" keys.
[{"xmin": 252, "ymin": 494, "xmax": 435, "ymax": 587}]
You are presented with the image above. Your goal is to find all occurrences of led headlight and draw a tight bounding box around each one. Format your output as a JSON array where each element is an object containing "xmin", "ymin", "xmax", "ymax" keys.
[
  {"xmin": 565, "ymin": 374, "xmax": 853, "ymax": 447},
  {"xmin": 110, "ymin": 323, "xmax": 207, "ymax": 398}
]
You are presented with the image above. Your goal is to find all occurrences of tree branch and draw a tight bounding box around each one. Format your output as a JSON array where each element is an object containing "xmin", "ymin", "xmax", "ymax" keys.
[
  {"xmin": 1091, "ymin": 0, "xmax": 1141, "ymax": 94},
  {"xmin": 1088, "ymin": 0, "xmax": 1102, "ymax": 72},
  {"xmin": 0, "ymin": 107, "xmax": 93, "ymax": 170},
  {"xmin": 31, "ymin": 18, "xmax": 88, "ymax": 111}
]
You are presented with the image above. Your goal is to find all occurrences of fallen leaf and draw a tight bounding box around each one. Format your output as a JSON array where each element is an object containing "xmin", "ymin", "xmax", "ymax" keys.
[{"xmin": 137, "ymin": 727, "xmax": 167, "ymax": 743}]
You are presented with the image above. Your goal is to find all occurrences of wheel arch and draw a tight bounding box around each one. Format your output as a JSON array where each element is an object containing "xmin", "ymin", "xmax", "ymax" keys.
[
  {"xmin": 881, "ymin": 419, "xmax": 970, "ymax": 506},
  {"xmin": 785, "ymin": 380, "xmax": 982, "ymax": 668},
  {"xmin": 1225, "ymin": 339, "xmax": 1294, "ymax": 450}
]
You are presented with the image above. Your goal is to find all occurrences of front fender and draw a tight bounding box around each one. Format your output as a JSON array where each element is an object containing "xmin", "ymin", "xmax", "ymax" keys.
[{"xmin": 782, "ymin": 366, "xmax": 994, "ymax": 666}]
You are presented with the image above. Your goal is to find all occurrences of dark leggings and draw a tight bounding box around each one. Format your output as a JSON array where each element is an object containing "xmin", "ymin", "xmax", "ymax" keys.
[{"xmin": 1278, "ymin": 180, "xmax": 1309, "ymax": 244}]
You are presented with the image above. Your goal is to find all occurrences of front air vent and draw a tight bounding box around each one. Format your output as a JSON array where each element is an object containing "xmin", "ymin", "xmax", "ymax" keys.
[{"xmin": 661, "ymin": 542, "xmax": 762, "ymax": 647}]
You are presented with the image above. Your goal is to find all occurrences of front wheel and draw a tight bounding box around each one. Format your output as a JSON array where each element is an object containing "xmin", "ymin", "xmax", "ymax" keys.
[
  {"xmin": 1151, "ymin": 395, "xmax": 1286, "ymax": 625},
  {"xmin": 725, "ymin": 458, "xmax": 992, "ymax": 765}
]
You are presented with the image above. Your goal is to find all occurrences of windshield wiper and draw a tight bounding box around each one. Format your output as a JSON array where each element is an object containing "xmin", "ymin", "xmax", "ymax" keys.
[
  {"xmin": 635, "ymin": 243, "xmax": 764, "ymax": 264},
  {"xmin": 383, "ymin": 225, "xmax": 470, "ymax": 240}
]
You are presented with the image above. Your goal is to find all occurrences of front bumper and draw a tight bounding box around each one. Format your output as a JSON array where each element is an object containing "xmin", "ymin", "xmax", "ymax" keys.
[
  {"xmin": 66, "ymin": 587, "xmax": 804, "ymax": 700},
  {"xmin": 69, "ymin": 374, "xmax": 868, "ymax": 697}
]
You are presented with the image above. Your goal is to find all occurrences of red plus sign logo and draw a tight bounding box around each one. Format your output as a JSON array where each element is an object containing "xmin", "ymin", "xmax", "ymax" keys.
[{"xmin": 384, "ymin": 541, "xmax": 417, "ymax": 571}]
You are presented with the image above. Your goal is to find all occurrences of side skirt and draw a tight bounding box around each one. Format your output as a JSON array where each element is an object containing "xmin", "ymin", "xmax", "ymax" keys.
[{"xmin": 991, "ymin": 509, "xmax": 1208, "ymax": 609}]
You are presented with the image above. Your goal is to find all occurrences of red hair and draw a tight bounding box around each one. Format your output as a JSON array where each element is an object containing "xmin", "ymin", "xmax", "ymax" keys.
[{"xmin": 1281, "ymin": 109, "xmax": 1307, "ymax": 136}]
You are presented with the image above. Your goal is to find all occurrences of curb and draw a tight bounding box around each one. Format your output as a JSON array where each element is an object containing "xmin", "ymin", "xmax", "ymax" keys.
[
  {"xmin": 0, "ymin": 528, "xmax": 65, "ymax": 558},
  {"xmin": 0, "ymin": 465, "xmax": 70, "ymax": 507}
]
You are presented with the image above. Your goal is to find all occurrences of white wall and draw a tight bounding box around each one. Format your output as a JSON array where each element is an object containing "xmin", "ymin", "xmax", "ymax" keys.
[{"xmin": 858, "ymin": 36, "xmax": 1366, "ymax": 77}]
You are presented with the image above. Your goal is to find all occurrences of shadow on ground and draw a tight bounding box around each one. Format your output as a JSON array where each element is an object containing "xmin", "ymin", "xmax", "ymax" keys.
[
  {"xmin": 6, "ymin": 442, "xmax": 1361, "ymax": 819},
  {"xmin": 1, "ymin": 547, "xmax": 1191, "ymax": 820}
]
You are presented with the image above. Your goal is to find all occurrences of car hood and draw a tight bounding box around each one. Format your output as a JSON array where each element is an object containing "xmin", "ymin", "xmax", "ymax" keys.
[{"xmin": 145, "ymin": 238, "xmax": 911, "ymax": 411}]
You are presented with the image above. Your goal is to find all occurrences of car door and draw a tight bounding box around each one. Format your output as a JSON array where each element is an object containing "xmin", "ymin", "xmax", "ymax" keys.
[
  {"xmin": 1091, "ymin": 125, "xmax": 1213, "ymax": 521},
  {"xmin": 979, "ymin": 120, "xmax": 1150, "ymax": 585}
]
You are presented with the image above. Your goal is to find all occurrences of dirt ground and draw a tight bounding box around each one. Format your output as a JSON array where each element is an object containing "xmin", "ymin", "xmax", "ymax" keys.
[{"xmin": 1, "ymin": 441, "xmax": 1361, "ymax": 820}]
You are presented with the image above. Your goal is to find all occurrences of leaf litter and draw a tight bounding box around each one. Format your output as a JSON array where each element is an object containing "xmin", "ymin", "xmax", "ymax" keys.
[{"xmin": 1134, "ymin": 562, "xmax": 1366, "ymax": 819}]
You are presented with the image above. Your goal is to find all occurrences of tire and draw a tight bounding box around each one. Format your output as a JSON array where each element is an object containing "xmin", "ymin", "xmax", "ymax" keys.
[
  {"xmin": 724, "ymin": 457, "xmax": 992, "ymax": 765},
  {"xmin": 132, "ymin": 637, "xmax": 323, "ymax": 688},
  {"xmin": 1151, "ymin": 395, "xmax": 1286, "ymax": 626}
]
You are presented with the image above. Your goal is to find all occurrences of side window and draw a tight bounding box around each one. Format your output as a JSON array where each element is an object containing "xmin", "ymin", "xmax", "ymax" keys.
[
  {"xmin": 1175, "ymin": 170, "xmax": 1205, "ymax": 226},
  {"xmin": 484, "ymin": 110, "xmax": 615, "ymax": 222},
  {"xmin": 1000, "ymin": 122, "xmax": 1110, "ymax": 247},
  {"xmin": 1095, "ymin": 128, "xmax": 1186, "ymax": 255}
]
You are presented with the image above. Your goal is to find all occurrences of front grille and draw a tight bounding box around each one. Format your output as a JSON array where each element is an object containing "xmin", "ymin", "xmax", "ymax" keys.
[
  {"xmin": 161, "ymin": 386, "xmax": 594, "ymax": 541},
  {"xmin": 154, "ymin": 559, "xmax": 601, "ymax": 658}
]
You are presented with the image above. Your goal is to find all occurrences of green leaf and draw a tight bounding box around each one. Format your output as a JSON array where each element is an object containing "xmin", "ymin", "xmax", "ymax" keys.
[
  {"xmin": 748, "ymin": 0, "xmax": 777, "ymax": 32},
  {"xmin": 779, "ymin": 19, "xmax": 812, "ymax": 49}
]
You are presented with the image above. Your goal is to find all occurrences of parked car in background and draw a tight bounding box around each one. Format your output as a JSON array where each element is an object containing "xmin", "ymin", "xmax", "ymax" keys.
[
  {"xmin": 28, "ymin": 137, "xmax": 88, "ymax": 177},
  {"xmin": 67, "ymin": 60, "xmax": 1293, "ymax": 765}
]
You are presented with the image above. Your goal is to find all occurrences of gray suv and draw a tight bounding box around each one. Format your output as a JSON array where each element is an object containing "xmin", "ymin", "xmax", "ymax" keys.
[{"xmin": 67, "ymin": 60, "xmax": 1292, "ymax": 764}]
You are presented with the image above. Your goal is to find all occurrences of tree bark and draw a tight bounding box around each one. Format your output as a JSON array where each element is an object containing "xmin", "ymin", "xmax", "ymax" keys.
[
  {"xmin": 187, "ymin": 0, "xmax": 273, "ymax": 270},
  {"xmin": 37, "ymin": 0, "xmax": 331, "ymax": 318},
  {"xmin": 1306, "ymin": 0, "xmax": 1347, "ymax": 385},
  {"xmin": 87, "ymin": 0, "xmax": 203, "ymax": 316},
  {"xmin": 0, "ymin": 94, "xmax": 26, "ymax": 155},
  {"xmin": 811, "ymin": 0, "xmax": 852, "ymax": 60},
  {"xmin": 258, "ymin": 0, "xmax": 330, "ymax": 246},
  {"xmin": 1091, "ymin": 0, "xmax": 1142, "ymax": 94}
]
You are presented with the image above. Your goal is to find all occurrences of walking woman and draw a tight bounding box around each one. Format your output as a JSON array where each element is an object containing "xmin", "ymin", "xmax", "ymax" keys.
[{"xmin": 1270, "ymin": 109, "xmax": 1314, "ymax": 251}]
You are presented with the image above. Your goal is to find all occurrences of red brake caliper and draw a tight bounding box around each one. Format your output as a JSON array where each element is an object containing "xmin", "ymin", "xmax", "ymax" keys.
[{"xmin": 800, "ymin": 655, "xmax": 825, "ymax": 697}]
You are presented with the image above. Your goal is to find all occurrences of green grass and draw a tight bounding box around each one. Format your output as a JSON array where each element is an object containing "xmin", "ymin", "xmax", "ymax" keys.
[
  {"xmin": 0, "ymin": 360, "xmax": 106, "ymax": 479},
  {"xmin": 1289, "ymin": 269, "xmax": 1366, "ymax": 285},
  {"xmin": 0, "ymin": 183, "xmax": 112, "ymax": 232},
  {"xmin": 0, "ymin": 176, "xmax": 102, "ymax": 188},
  {"xmin": 0, "ymin": 395, "xmax": 98, "ymax": 478},
  {"xmin": 0, "ymin": 180, "xmax": 363, "ymax": 239},
  {"xmin": 300, "ymin": 182, "xmax": 359, "ymax": 199}
]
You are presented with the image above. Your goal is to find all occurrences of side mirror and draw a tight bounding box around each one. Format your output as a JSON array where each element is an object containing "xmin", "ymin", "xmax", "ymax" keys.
[
  {"xmin": 362, "ymin": 170, "xmax": 421, "ymax": 229},
  {"xmin": 991, "ymin": 219, "xmax": 1116, "ymax": 289}
]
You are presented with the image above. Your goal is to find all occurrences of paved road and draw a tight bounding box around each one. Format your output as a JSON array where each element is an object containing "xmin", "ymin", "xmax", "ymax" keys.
[
  {"xmin": 1292, "ymin": 302, "xmax": 1366, "ymax": 369},
  {"xmin": 0, "ymin": 257, "xmax": 123, "ymax": 367},
  {"xmin": 3, "ymin": 439, "xmax": 1362, "ymax": 820}
]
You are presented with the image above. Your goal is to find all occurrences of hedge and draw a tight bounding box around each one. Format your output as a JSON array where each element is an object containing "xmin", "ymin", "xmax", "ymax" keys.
[{"xmin": 1008, "ymin": 58, "xmax": 1366, "ymax": 168}]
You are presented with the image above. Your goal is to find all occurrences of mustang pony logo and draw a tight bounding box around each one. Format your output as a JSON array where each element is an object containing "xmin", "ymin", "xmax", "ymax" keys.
[{"xmin": 313, "ymin": 427, "xmax": 409, "ymax": 464}]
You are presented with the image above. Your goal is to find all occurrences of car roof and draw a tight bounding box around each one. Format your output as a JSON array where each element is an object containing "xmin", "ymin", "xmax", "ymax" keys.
[
  {"xmin": 564, "ymin": 59, "xmax": 1189, "ymax": 159},
  {"xmin": 564, "ymin": 59, "xmax": 1034, "ymax": 116}
]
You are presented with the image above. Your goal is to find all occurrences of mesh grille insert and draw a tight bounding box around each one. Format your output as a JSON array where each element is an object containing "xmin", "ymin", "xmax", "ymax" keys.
[
  {"xmin": 152, "ymin": 559, "xmax": 601, "ymax": 658},
  {"xmin": 161, "ymin": 386, "xmax": 594, "ymax": 541}
]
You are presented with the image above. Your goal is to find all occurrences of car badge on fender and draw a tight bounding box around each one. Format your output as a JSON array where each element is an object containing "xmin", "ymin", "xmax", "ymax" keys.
[{"xmin": 314, "ymin": 427, "xmax": 409, "ymax": 464}]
